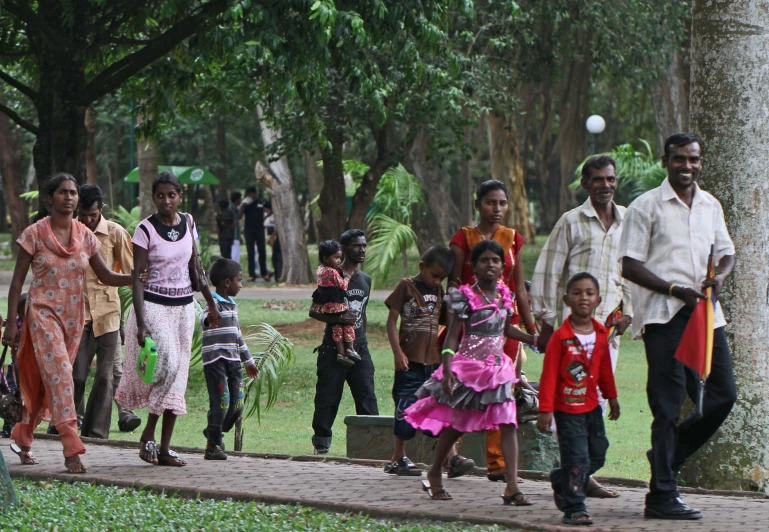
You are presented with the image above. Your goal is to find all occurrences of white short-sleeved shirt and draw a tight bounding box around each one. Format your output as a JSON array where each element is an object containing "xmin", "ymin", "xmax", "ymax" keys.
[{"xmin": 619, "ymin": 178, "xmax": 735, "ymax": 339}]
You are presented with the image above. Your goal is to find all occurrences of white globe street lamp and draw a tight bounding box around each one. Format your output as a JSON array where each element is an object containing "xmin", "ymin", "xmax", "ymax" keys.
[{"xmin": 586, "ymin": 115, "xmax": 606, "ymax": 154}]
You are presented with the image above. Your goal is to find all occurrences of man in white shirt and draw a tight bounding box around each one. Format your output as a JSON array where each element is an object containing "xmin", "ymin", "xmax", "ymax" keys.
[
  {"xmin": 531, "ymin": 154, "xmax": 632, "ymax": 500},
  {"xmin": 620, "ymin": 133, "xmax": 737, "ymax": 521}
]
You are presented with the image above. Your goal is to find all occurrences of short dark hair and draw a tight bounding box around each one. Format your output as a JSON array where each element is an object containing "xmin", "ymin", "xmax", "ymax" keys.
[
  {"xmin": 475, "ymin": 180, "xmax": 508, "ymax": 202},
  {"xmin": 209, "ymin": 258, "xmax": 242, "ymax": 286},
  {"xmin": 46, "ymin": 173, "xmax": 78, "ymax": 197},
  {"xmin": 318, "ymin": 240, "xmax": 342, "ymax": 262},
  {"xmin": 245, "ymin": 185, "xmax": 257, "ymax": 195},
  {"xmin": 340, "ymin": 229, "xmax": 365, "ymax": 247},
  {"xmin": 78, "ymin": 184, "xmax": 104, "ymax": 210},
  {"xmin": 524, "ymin": 280, "xmax": 532, "ymax": 293},
  {"xmin": 218, "ymin": 198, "xmax": 230, "ymax": 210},
  {"xmin": 152, "ymin": 171, "xmax": 183, "ymax": 195},
  {"xmin": 664, "ymin": 133, "xmax": 702, "ymax": 158},
  {"xmin": 230, "ymin": 191, "xmax": 242, "ymax": 203},
  {"xmin": 421, "ymin": 245, "xmax": 454, "ymax": 273},
  {"xmin": 566, "ymin": 272, "xmax": 600, "ymax": 293},
  {"xmin": 470, "ymin": 239, "xmax": 505, "ymax": 265},
  {"xmin": 581, "ymin": 155, "xmax": 616, "ymax": 181}
]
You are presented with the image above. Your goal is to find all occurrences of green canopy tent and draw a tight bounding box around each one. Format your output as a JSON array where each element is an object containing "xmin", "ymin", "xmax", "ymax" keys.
[
  {"xmin": 123, "ymin": 166, "xmax": 219, "ymax": 185},
  {"xmin": 124, "ymin": 166, "xmax": 220, "ymax": 213}
]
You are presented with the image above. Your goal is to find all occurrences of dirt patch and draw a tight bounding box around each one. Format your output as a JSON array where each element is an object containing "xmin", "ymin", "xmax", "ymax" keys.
[
  {"xmin": 262, "ymin": 299, "xmax": 304, "ymax": 311},
  {"xmin": 274, "ymin": 318, "xmax": 325, "ymax": 337}
]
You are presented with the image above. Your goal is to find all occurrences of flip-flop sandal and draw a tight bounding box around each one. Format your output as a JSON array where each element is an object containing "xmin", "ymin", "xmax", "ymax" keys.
[
  {"xmin": 562, "ymin": 511, "xmax": 593, "ymax": 526},
  {"xmin": 502, "ymin": 491, "xmax": 533, "ymax": 506},
  {"xmin": 586, "ymin": 485, "xmax": 620, "ymax": 498},
  {"xmin": 157, "ymin": 450, "xmax": 187, "ymax": 467},
  {"xmin": 487, "ymin": 471, "xmax": 524, "ymax": 483},
  {"xmin": 336, "ymin": 354, "xmax": 355, "ymax": 367},
  {"xmin": 139, "ymin": 440, "xmax": 158, "ymax": 465},
  {"xmin": 446, "ymin": 455, "xmax": 475, "ymax": 479},
  {"xmin": 10, "ymin": 442, "xmax": 38, "ymax": 465},
  {"xmin": 421, "ymin": 479, "xmax": 452, "ymax": 500},
  {"xmin": 344, "ymin": 349, "xmax": 361, "ymax": 362}
]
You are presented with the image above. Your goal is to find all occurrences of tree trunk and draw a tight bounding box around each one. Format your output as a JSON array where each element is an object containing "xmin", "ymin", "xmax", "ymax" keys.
[
  {"xmin": 137, "ymin": 114, "xmax": 158, "ymax": 220},
  {"xmin": 651, "ymin": 48, "xmax": 690, "ymax": 157},
  {"xmin": 347, "ymin": 121, "xmax": 401, "ymax": 232},
  {"xmin": 197, "ymin": 139, "xmax": 216, "ymax": 233},
  {"xmin": 459, "ymin": 110, "xmax": 476, "ymax": 227},
  {"xmin": 487, "ymin": 112, "xmax": 535, "ymax": 242},
  {"xmin": 304, "ymin": 149, "xmax": 322, "ymax": 243},
  {"xmin": 85, "ymin": 106, "xmax": 98, "ymax": 185},
  {"xmin": 408, "ymin": 125, "xmax": 459, "ymax": 251},
  {"xmin": 681, "ymin": 0, "xmax": 769, "ymax": 493},
  {"xmin": 257, "ymin": 107, "xmax": 311, "ymax": 284},
  {"xmin": 317, "ymin": 129, "xmax": 347, "ymax": 241},
  {"xmin": 0, "ymin": 112, "xmax": 27, "ymax": 257}
]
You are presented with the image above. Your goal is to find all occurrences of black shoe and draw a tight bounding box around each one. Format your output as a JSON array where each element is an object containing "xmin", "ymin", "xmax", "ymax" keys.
[
  {"xmin": 204, "ymin": 445, "xmax": 227, "ymax": 460},
  {"xmin": 645, "ymin": 498, "xmax": 703, "ymax": 520},
  {"xmin": 313, "ymin": 446, "xmax": 329, "ymax": 455},
  {"xmin": 2, "ymin": 422, "xmax": 12, "ymax": 438},
  {"xmin": 446, "ymin": 455, "xmax": 475, "ymax": 478},
  {"xmin": 46, "ymin": 425, "xmax": 59, "ymax": 435},
  {"xmin": 118, "ymin": 415, "xmax": 142, "ymax": 433},
  {"xmin": 336, "ymin": 354, "xmax": 355, "ymax": 367},
  {"xmin": 203, "ymin": 428, "xmax": 225, "ymax": 451}
]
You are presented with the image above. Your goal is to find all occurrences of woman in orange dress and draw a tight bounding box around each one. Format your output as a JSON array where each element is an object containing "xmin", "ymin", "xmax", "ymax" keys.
[
  {"xmin": 449, "ymin": 179, "xmax": 537, "ymax": 486},
  {"xmin": 2, "ymin": 174, "xmax": 132, "ymax": 473}
]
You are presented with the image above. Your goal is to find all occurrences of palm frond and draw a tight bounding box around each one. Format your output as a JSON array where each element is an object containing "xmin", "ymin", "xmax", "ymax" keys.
[
  {"xmin": 110, "ymin": 205, "xmax": 141, "ymax": 234},
  {"xmin": 569, "ymin": 140, "xmax": 665, "ymax": 200},
  {"xmin": 364, "ymin": 214, "xmax": 419, "ymax": 287},
  {"xmin": 367, "ymin": 164, "xmax": 425, "ymax": 225},
  {"xmin": 241, "ymin": 323, "xmax": 295, "ymax": 423},
  {"xmin": 118, "ymin": 287, "xmax": 133, "ymax": 324},
  {"xmin": 188, "ymin": 299, "xmax": 206, "ymax": 368}
]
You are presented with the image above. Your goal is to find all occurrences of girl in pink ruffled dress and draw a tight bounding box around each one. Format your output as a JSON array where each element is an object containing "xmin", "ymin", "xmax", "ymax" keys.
[{"xmin": 405, "ymin": 240, "xmax": 538, "ymax": 505}]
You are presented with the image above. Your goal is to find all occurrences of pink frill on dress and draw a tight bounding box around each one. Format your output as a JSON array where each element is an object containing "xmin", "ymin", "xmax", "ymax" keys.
[{"xmin": 404, "ymin": 284, "xmax": 518, "ymax": 434}]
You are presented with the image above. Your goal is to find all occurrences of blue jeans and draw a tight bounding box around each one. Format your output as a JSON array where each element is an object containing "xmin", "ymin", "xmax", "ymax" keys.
[
  {"xmin": 203, "ymin": 359, "xmax": 245, "ymax": 446},
  {"xmin": 392, "ymin": 361, "xmax": 440, "ymax": 440},
  {"xmin": 550, "ymin": 407, "xmax": 609, "ymax": 516}
]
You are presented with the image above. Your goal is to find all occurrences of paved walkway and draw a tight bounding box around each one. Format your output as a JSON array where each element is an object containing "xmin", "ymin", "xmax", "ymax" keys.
[{"xmin": 3, "ymin": 438, "xmax": 767, "ymax": 531}]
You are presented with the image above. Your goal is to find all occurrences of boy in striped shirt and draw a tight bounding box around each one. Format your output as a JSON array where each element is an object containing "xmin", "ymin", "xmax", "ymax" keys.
[{"xmin": 200, "ymin": 258, "xmax": 259, "ymax": 460}]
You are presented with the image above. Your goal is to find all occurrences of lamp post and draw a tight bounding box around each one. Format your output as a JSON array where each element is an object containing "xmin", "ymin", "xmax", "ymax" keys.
[{"xmin": 585, "ymin": 114, "xmax": 606, "ymax": 155}]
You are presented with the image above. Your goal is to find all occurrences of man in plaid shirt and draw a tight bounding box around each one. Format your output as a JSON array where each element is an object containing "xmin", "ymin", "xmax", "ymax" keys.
[{"xmin": 530, "ymin": 155, "xmax": 632, "ymax": 499}]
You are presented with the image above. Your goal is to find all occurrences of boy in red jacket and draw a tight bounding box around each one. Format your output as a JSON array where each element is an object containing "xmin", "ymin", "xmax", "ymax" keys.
[{"xmin": 537, "ymin": 272, "xmax": 621, "ymax": 526}]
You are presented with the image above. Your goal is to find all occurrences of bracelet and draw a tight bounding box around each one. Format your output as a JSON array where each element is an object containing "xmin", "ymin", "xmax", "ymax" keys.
[
  {"xmin": 441, "ymin": 348, "xmax": 455, "ymax": 356},
  {"xmin": 525, "ymin": 323, "xmax": 537, "ymax": 333},
  {"xmin": 668, "ymin": 284, "xmax": 677, "ymax": 296}
]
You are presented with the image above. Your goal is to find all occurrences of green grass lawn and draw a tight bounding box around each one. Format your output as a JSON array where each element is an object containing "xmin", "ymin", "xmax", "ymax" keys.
[{"xmin": 7, "ymin": 479, "xmax": 511, "ymax": 531}]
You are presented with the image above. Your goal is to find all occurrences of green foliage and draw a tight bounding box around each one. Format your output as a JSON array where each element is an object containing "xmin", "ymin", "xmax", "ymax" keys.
[
  {"xmin": 19, "ymin": 190, "xmax": 38, "ymax": 219},
  {"xmin": 570, "ymin": 139, "xmax": 666, "ymax": 203},
  {"xmin": 109, "ymin": 205, "xmax": 141, "ymax": 235},
  {"xmin": 242, "ymin": 323, "xmax": 296, "ymax": 423},
  {"xmin": 365, "ymin": 165, "xmax": 425, "ymax": 287}
]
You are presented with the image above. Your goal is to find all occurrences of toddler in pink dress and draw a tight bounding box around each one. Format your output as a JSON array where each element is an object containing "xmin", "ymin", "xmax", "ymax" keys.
[{"xmin": 311, "ymin": 240, "xmax": 359, "ymax": 366}]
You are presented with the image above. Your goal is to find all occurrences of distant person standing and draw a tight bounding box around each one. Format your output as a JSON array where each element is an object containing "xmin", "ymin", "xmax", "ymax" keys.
[
  {"xmin": 215, "ymin": 198, "xmax": 236, "ymax": 260},
  {"xmin": 73, "ymin": 184, "xmax": 142, "ymax": 438},
  {"xmin": 239, "ymin": 186, "xmax": 270, "ymax": 282},
  {"xmin": 230, "ymin": 192, "xmax": 242, "ymax": 264},
  {"xmin": 264, "ymin": 202, "xmax": 282, "ymax": 283}
]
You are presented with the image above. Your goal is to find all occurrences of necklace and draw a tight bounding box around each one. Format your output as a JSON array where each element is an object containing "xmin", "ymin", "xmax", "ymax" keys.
[
  {"xmin": 474, "ymin": 282, "xmax": 499, "ymax": 304},
  {"xmin": 572, "ymin": 323, "xmax": 594, "ymax": 334},
  {"xmin": 473, "ymin": 224, "xmax": 495, "ymax": 241}
]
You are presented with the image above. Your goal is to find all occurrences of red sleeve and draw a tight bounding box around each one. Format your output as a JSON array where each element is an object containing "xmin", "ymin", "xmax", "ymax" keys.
[
  {"xmin": 596, "ymin": 338, "xmax": 618, "ymax": 399},
  {"xmin": 538, "ymin": 329, "xmax": 563, "ymax": 413},
  {"xmin": 449, "ymin": 229, "xmax": 467, "ymax": 250}
]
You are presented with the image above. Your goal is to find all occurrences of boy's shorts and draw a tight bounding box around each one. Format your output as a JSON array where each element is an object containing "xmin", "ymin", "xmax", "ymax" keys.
[{"xmin": 392, "ymin": 361, "xmax": 440, "ymax": 440}]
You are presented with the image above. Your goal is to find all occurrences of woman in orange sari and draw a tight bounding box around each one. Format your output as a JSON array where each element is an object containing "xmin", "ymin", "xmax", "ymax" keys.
[
  {"xmin": 449, "ymin": 179, "xmax": 537, "ymax": 487},
  {"xmin": 2, "ymin": 174, "xmax": 132, "ymax": 473}
]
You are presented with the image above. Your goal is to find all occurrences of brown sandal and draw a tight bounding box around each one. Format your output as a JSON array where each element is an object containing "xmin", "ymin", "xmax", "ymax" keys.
[
  {"xmin": 157, "ymin": 450, "xmax": 187, "ymax": 467},
  {"xmin": 10, "ymin": 442, "xmax": 38, "ymax": 465},
  {"xmin": 502, "ymin": 491, "xmax": 533, "ymax": 506},
  {"xmin": 421, "ymin": 479, "xmax": 452, "ymax": 500}
]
